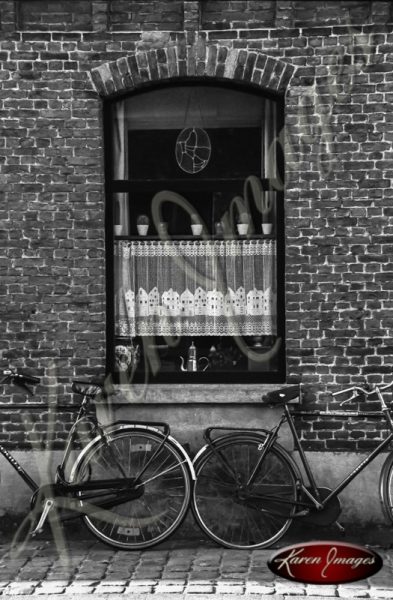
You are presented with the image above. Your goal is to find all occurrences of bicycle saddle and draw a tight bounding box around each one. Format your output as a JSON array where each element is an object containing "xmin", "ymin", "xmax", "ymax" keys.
[
  {"xmin": 262, "ymin": 385, "xmax": 300, "ymax": 405},
  {"xmin": 72, "ymin": 378, "xmax": 105, "ymax": 397}
]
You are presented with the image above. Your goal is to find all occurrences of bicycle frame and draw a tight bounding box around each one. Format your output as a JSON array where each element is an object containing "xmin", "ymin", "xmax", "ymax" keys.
[
  {"xmin": 248, "ymin": 389, "xmax": 393, "ymax": 514},
  {"xmin": 287, "ymin": 403, "xmax": 393, "ymax": 509},
  {"xmin": 202, "ymin": 385, "xmax": 393, "ymax": 517},
  {"xmin": 0, "ymin": 399, "xmax": 89, "ymax": 494},
  {"xmin": 0, "ymin": 400, "xmax": 173, "ymax": 517}
]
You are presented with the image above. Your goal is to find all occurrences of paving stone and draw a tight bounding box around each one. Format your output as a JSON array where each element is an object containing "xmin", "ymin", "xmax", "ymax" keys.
[
  {"xmin": 69, "ymin": 578, "xmax": 98, "ymax": 584},
  {"xmin": 155, "ymin": 582, "xmax": 186, "ymax": 593},
  {"xmin": 245, "ymin": 581, "xmax": 276, "ymax": 594},
  {"xmin": 66, "ymin": 583, "xmax": 97, "ymax": 591},
  {"xmin": 125, "ymin": 583, "xmax": 154, "ymax": 593},
  {"xmin": 161, "ymin": 572, "xmax": 188, "ymax": 580},
  {"xmin": 3, "ymin": 583, "xmax": 36, "ymax": 595},
  {"xmin": 305, "ymin": 584, "xmax": 338, "ymax": 596},
  {"xmin": 101, "ymin": 577, "xmax": 129, "ymax": 584},
  {"xmin": 44, "ymin": 575, "xmax": 73, "ymax": 582},
  {"xmin": 185, "ymin": 583, "xmax": 216, "ymax": 593},
  {"xmin": 127, "ymin": 579, "xmax": 158, "ymax": 586},
  {"xmin": 303, "ymin": 597, "xmax": 337, "ymax": 600},
  {"xmin": 216, "ymin": 585, "xmax": 245, "ymax": 594},
  {"xmin": 34, "ymin": 584, "xmax": 67, "ymax": 594},
  {"xmin": 94, "ymin": 585, "xmax": 126, "ymax": 593},
  {"xmin": 337, "ymin": 588, "xmax": 370, "ymax": 598},
  {"xmin": 368, "ymin": 589, "xmax": 393, "ymax": 599}
]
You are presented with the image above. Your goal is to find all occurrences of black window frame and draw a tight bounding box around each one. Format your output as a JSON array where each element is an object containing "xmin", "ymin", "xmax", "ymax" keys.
[{"xmin": 104, "ymin": 78, "xmax": 286, "ymax": 384}]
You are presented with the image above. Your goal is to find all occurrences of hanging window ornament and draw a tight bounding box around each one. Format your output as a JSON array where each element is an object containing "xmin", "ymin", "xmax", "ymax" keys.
[{"xmin": 175, "ymin": 127, "xmax": 211, "ymax": 174}]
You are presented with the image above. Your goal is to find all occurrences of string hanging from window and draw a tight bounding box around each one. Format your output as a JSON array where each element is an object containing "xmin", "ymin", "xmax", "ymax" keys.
[{"xmin": 175, "ymin": 88, "xmax": 211, "ymax": 174}]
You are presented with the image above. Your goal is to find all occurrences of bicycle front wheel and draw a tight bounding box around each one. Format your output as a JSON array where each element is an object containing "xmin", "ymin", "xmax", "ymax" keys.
[
  {"xmin": 192, "ymin": 435, "xmax": 298, "ymax": 549},
  {"xmin": 70, "ymin": 427, "xmax": 192, "ymax": 549}
]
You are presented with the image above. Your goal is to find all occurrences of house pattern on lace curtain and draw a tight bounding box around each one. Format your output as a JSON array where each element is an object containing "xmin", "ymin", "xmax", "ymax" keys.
[{"xmin": 115, "ymin": 239, "xmax": 276, "ymax": 337}]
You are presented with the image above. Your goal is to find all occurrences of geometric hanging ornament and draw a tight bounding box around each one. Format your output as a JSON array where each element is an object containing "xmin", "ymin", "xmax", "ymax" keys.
[{"xmin": 175, "ymin": 127, "xmax": 211, "ymax": 174}]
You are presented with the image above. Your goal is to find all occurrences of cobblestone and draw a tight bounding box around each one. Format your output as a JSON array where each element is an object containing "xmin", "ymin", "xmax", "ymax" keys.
[{"xmin": 0, "ymin": 534, "xmax": 390, "ymax": 598}]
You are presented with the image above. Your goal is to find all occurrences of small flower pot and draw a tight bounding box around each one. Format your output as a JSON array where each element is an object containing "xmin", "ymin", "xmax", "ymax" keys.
[
  {"xmin": 114, "ymin": 224, "xmax": 123, "ymax": 236},
  {"xmin": 191, "ymin": 223, "xmax": 203, "ymax": 236},
  {"xmin": 137, "ymin": 224, "xmax": 149, "ymax": 236},
  {"xmin": 262, "ymin": 223, "xmax": 273, "ymax": 235},
  {"xmin": 215, "ymin": 222, "xmax": 223, "ymax": 236},
  {"xmin": 237, "ymin": 223, "xmax": 249, "ymax": 235}
]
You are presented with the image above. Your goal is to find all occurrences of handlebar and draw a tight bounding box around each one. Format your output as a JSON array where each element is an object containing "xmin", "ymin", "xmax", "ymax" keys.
[
  {"xmin": 332, "ymin": 381, "xmax": 393, "ymax": 405},
  {"xmin": 1, "ymin": 368, "xmax": 104, "ymax": 410},
  {"xmin": 1, "ymin": 368, "xmax": 40, "ymax": 395}
]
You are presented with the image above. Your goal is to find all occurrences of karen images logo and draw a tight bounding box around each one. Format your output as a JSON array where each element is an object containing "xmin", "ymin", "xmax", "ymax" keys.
[{"xmin": 268, "ymin": 542, "xmax": 383, "ymax": 585}]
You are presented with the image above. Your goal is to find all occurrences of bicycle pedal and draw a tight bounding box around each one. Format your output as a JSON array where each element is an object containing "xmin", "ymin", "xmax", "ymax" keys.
[{"xmin": 31, "ymin": 525, "xmax": 44, "ymax": 536}]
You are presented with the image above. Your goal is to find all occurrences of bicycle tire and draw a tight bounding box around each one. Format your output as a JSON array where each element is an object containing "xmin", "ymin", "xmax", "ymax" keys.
[
  {"xmin": 69, "ymin": 426, "xmax": 192, "ymax": 550},
  {"xmin": 192, "ymin": 433, "xmax": 298, "ymax": 549},
  {"xmin": 379, "ymin": 451, "xmax": 393, "ymax": 525}
]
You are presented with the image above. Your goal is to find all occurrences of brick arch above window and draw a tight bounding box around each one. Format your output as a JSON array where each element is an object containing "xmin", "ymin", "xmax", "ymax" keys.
[{"xmin": 89, "ymin": 45, "xmax": 295, "ymax": 98}]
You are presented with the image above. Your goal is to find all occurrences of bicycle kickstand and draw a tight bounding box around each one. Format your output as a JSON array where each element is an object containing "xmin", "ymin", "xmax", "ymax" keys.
[
  {"xmin": 31, "ymin": 499, "xmax": 54, "ymax": 537},
  {"xmin": 334, "ymin": 521, "xmax": 346, "ymax": 536}
]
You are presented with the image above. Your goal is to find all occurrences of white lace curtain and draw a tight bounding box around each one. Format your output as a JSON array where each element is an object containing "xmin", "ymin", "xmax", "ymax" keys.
[{"xmin": 115, "ymin": 239, "xmax": 276, "ymax": 337}]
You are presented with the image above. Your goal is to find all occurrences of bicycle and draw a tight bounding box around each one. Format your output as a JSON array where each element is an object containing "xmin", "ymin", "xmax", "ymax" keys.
[
  {"xmin": 191, "ymin": 381, "xmax": 393, "ymax": 549},
  {"xmin": 0, "ymin": 368, "xmax": 194, "ymax": 550}
]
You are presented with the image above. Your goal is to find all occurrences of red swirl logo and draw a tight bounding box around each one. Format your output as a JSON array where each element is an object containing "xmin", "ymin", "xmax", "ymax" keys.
[{"xmin": 268, "ymin": 542, "xmax": 382, "ymax": 584}]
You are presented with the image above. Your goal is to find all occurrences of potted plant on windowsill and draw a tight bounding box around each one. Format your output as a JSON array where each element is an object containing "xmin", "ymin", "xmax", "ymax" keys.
[
  {"xmin": 137, "ymin": 214, "xmax": 149, "ymax": 236},
  {"xmin": 237, "ymin": 211, "xmax": 250, "ymax": 236},
  {"xmin": 190, "ymin": 213, "xmax": 203, "ymax": 236},
  {"xmin": 262, "ymin": 192, "xmax": 275, "ymax": 235},
  {"xmin": 157, "ymin": 221, "xmax": 168, "ymax": 236}
]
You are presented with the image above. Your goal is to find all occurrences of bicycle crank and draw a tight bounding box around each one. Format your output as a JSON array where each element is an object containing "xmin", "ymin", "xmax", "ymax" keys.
[
  {"xmin": 299, "ymin": 487, "xmax": 342, "ymax": 526},
  {"xmin": 31, "ymin": 499, "xmax": 54, "ymax": 536}
]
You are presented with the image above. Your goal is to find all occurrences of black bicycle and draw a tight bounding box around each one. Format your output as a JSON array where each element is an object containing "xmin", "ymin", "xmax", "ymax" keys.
[
  {"xmin": 192, "ymin": 381, "xmax": 393, "ymax": 549},
  {"xmin": 0, "ymin": 369, "xmax": 193, "ymax": 550}
]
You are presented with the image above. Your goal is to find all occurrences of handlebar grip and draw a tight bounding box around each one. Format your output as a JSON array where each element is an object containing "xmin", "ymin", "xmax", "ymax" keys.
[
  {"xmin": 20, "ymin": 374, "xmax": 40, "ymax": 385},
  {"xmin": 1, "ymin": 370, "xmax": 40, "ymax": 386}
]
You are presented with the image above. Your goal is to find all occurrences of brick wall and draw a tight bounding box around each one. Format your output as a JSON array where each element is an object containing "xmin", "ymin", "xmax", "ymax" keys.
[
  {"xmin": 17, "ymin": 1, "xmax": 93, "ymax": 31},
  {"xmin": 1, "ymin": 0, "xmax": 393, "ymax": 449}
]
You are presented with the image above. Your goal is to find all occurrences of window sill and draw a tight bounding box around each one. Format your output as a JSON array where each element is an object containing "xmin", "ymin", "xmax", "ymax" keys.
[{"xmin": 101, "ymin": 383, "xmax": 287, "ymax": 404}]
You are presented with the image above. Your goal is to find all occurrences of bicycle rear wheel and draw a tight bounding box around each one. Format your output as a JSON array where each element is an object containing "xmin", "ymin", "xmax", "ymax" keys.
[
  {"xmin": 380, "ymin": 451, "xmax": 393, "ymax": 525},
  {"xmin": 70, "ymin": 427, "xmax": 191, "ymax": 549},
  {"xmin": 192, "ymin": 434, "xmax": 298, "ymax": 549}
]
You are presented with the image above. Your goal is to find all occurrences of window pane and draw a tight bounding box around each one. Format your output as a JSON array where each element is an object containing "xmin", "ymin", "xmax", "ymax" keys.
[{"xmin": 108, "ymin": 84, "xmax": 284, "ymax": 383}]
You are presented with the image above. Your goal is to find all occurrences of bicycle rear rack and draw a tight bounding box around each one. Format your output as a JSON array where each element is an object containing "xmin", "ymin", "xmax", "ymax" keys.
[{"xmin": 204, "ymin": 426, "xmax": 271, "ymax": 444}]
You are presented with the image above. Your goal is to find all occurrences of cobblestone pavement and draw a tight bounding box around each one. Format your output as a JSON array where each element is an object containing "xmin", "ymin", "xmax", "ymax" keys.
[{"xmin": 0, "ymin": 528, "xmax": 392, "ymax": 599}]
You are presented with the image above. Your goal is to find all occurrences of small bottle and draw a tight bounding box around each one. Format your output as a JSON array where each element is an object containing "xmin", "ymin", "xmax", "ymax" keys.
[{"xmin": 187, "ymin": 341, "xmax": 197, "ymax": 372}]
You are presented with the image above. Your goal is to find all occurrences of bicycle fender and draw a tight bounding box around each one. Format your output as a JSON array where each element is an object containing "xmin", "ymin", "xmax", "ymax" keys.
[
  {"xmin": 379, "ymin": 451, "xmax": 393, "ymax": 524},
  {"xmin": 193, "ymin": 432, "xmax": 268, "ymax": 466},
  {"xmin": 107, "ymin": 423, "xmax": 195, "ymax": 480},
  {"xmin": 70, "ymin": 424, "xmax": 196, "ymax": 481},
  {"xmin": 165, "ymin": 435, "xmax": 196, "ymax": 480},
  {"xmin": 192, "ymin": 432, "xmax": 303, "ymax": 483}
]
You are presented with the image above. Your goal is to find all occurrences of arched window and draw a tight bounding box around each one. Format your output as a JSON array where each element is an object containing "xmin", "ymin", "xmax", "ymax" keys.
[{"xmin": 106, "ymin": 82, "xmax": 285, "ymax": 383}]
